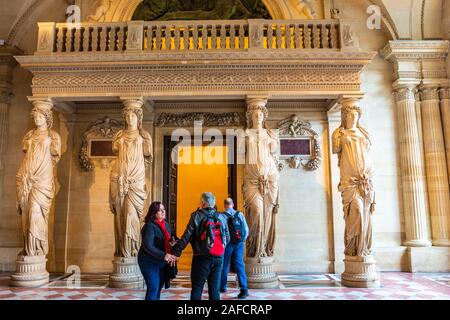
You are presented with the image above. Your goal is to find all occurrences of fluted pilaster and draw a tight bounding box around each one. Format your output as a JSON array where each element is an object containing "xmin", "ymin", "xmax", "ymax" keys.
[
  {"xmin": 421, "ymin": 87, "xmax": 450, "ymax": 246},
  {"xmin": 440, "ymin": 88, "xmax": 450, "ymax": 181},
  {"xmin": 394, "ymin": 86, "xmax": 431, "ymax": 247}
]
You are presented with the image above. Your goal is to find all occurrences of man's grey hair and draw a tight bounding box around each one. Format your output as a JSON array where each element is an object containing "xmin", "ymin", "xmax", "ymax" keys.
[{"xmin": 201, "ymin": 192, "xmax": 216, "ymax": 208}]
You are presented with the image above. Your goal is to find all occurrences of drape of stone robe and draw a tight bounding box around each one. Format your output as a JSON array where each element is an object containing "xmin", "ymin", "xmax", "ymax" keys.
[
  {"xmin": 333, "ymin": 128, "xmax": 375, "ymax": 257},
  {"xmin": 109, "ymin": 129, "xmax": 152, "ymax": 258},
  {"xmin": 243, "ymin": 128, "xmax": 279, "ymax": 258},
  {"xmin": 16, "ymin": 129, "xmax": 61, "ymax": 256}
]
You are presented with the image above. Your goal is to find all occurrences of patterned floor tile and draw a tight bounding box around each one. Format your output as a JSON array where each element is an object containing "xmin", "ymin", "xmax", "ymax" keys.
[{"xmin": 0, "ymin": 272, "xmax": 449, "ymax": 300}]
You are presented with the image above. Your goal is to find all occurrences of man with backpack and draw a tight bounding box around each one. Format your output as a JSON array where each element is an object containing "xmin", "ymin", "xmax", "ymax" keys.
[
  {"xmin": 172, "ymin": 192, "xmax": 229, "ymax": 300},
  {"xmin": 220, "ymin": 198, "xmax": 249, "ymax": 299}
]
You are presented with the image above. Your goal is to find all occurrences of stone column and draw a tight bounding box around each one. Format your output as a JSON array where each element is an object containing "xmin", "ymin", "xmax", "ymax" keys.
[
  {"xmin": 109, "ymin": 97, "xmax": 146, "ymax": 289},
  {"xmin": 244, "ymin": 95, "xmax": 279, "ymax": 289},
  {"xmin": 10, "ymin": 98, "xmax": 58, "ymax": 287},
  {"xmin": 332, "ymin": 98, "xmax": 379, "ymax": 288},
  {"xmin": 394, "ymin": 86, "xmax": 432, "ymax": 247},
  {"xmin": 420, "ymin": 87, "xmax": 450, "ymax": 246},
  {"xmin": 440, "ymin": 88, "xmax": 450, "ymax": 181}
]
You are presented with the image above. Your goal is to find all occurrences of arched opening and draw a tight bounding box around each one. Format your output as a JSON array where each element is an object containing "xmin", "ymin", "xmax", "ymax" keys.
[{"xmin": 132, "ymin": 0, "xmax": 272, "ymax": 21}]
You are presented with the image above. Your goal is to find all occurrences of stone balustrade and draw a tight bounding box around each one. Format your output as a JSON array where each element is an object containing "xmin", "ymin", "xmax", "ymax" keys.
[{"xmin": 35, "ymin": 19, "xmax": 351, "ymax": 54}]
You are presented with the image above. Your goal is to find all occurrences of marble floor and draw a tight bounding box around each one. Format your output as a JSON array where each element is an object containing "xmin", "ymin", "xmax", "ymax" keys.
[{"xmin": 0, "ymin": 272, "xmax": 449, "ymax": 300}]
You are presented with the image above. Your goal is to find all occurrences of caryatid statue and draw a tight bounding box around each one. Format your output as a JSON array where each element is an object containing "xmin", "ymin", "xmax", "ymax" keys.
[
  {"xmin": 332, "ymin": 100, "xmax": 376, "ymax": 257},
  {"xmin": 109, "ymin": 99, "xmax": 153, "ymax": 258},
  {"xmin": 16, "ymin": 99, "xmax": 61, "ymax": 257},
  {"xmin": 243, "ymin": 98, "xmax": 279, "ymax": 259}
]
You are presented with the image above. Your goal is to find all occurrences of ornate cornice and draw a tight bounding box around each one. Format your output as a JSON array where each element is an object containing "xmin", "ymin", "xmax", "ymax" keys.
[
  {"xmin": 381, "ymin": 40, "xmax": 449, "ymax": 62},
  {"xmin": 15, "ymin": 50, "xmax": 377, "ymax": 67},
  {"xmin": 15, "ymin": 49, "xmax": 376, "ymax": 98}
]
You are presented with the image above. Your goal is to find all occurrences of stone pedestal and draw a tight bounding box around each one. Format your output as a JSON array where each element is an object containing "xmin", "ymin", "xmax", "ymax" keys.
[
  {"xmin": 10, "ymin": 255, "xmax": 49, "ymax": 287},
  {"xmin": 245, "ymin": 257, "xmax": 279, "ymax": 289},
  {"xmin": 109, "ymin": 256, "xmax": 143, "ymax": 289},
  {"xmin": 341, "ymin": 255, "xmax": 380, "ymax": 288}
]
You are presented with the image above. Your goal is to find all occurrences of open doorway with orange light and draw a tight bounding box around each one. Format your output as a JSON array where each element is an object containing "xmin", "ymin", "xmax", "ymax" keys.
[{"xmin": 163, "ymin": 136, "xmax": 237, "ymax": 270}]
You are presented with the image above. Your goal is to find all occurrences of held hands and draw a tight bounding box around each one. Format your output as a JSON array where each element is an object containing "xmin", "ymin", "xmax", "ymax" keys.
[{"xmin": 164, "ymin": 253, "xmax": 178, "ymax": 267}]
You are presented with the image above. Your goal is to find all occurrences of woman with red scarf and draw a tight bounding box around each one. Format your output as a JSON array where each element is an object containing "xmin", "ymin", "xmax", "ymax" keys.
[{"xmin": 138, "ymin": 201, "xmax": 177, "ymax": 300}]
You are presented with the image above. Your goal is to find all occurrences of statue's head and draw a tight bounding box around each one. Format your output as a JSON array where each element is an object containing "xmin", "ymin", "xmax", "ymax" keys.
[
  {"xmin": 31, "ymin": 105, "xmax": 53, "ymax": 129},
  {"xmin": 122, "ymin": 106, "xmax": 143, "ymax": 130},
  {"xmin": 246, "ymin": 98, "xmax": 268, "ymax": 129},
  {"xmin": 341, "ymin": 100, "xmax": 362, "ymax": 130}
]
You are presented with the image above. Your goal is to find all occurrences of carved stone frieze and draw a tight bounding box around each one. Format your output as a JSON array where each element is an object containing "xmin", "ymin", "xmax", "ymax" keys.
[
  {"xmin": 155, "ymin": 112, "xmax": 244, "ymax": 127},
  {"xmin": 277, "ymin": 115, "xmax": 321, "ymax": 171},
  {"xmin": 30, "ymin": 68, "xmax": 361, "ymax": 96},
  {"xmin": 79, "ymin": 116, "xmax": 123, "ymax": 171}
]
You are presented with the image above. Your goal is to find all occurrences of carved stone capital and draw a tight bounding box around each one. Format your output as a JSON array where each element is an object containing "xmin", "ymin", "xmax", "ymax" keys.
[
  {"xmin": 420, "ymin": 87, "xmax": 440, "ymax": 101},
  {"xmin": 340, "ymin": 97, "xmax": 361, "ymax": 109},
  {"xmin": 394, "ymin": 86, "xmax": 416, "ymax": 102},
  {"xmin": 27, "ymin": 97, "xmax": 53, "ymax": 111},
  {"xmin": 246, "ymin": 95, "xmax": 269, "ymax": 110},
  {"xmin": 439, "ymin": 88, "xmax": 450, "ymax": 100},
  {"xmin": 121, "ymin": 97, "xmax": 144, "ymax": 110}
]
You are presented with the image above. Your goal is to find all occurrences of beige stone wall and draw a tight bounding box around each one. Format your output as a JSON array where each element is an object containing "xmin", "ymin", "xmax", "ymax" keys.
[{"xmin": 1, "ymin": 0, "xmax": 448, "ymax": 274}]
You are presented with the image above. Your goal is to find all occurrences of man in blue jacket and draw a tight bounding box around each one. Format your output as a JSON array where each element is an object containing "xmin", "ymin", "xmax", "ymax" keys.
[{"xmin": 220, "ymin": 198, "xmax": 249, "ymax": 299}]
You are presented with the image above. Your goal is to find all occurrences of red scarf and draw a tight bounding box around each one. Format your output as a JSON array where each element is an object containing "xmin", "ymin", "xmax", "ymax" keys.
[{"xmin": 155, "ymin": 219, "xmax": 171, "ymax": 254}]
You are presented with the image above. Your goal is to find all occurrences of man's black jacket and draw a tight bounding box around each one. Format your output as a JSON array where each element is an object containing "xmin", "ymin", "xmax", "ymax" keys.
[{"xmin": 172, "ymin": 207, "xmax": 230, "ymax": 257}]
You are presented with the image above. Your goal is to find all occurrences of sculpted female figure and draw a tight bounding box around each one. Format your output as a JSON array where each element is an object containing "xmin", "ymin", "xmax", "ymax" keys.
[
  {"xmin": 332, "ymin": 101, "xmax": 375, "ymax": 257},
  {"xmin": 16, "ymin": 102, "xmax": 61, "ymax": 257},
  {"xmin": 243, "ymin": 100, "xmax": 279, "ymax": 258},
  {"xmin": 110, "ymin": 103, "xmax": 153, "ymax": 258}
]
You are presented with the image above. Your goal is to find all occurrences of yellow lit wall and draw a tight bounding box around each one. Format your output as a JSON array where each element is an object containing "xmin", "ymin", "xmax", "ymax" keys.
[{"xmin": 175, "ymin": 145, "xmax": 229, "ymax": 270}]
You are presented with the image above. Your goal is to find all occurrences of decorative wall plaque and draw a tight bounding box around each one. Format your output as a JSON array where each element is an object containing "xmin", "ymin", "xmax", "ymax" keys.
[
  {"xmin": 277, "ymin": 115, "xmax": 321, "ymax": 170},
  {"xmin": 79, "ymin": 116, "xmax": 123, "ymax": 171}
]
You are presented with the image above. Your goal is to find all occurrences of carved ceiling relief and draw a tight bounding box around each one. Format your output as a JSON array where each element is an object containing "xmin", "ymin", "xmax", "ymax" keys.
[
  {"xmin": 78, "ymin": 116, "xmax": 123, "ymax": 171},
  {"xmin": 277, "ymin": 115, "xmax": 321, "ymax": 171}
]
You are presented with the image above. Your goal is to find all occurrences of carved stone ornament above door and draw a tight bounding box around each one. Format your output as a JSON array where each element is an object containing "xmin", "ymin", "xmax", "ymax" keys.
[
  {"xmin": 155, "ymin": 112, "xmax": 244, "ymax": 127},
  {"xmin": 277, "ymin": 115, "xmax": 321, "ymax": 171},
  {"xmin": 78, "ymin": 116, "xmax": 123, "ymax": 171}
]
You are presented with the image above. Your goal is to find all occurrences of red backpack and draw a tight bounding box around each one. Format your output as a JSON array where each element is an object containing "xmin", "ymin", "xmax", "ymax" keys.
[{"xmin": 200, "ymin": 211, "xmax": 226, "ymax": 257}]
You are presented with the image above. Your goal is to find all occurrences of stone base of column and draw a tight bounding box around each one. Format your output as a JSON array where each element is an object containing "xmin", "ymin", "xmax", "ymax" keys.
[
  {"xmin": 432, "ymin": 239, "xmax": 450, "ymax": 247},
  {"xmin": 404, "ymin": 239, "xmax": 432, "ymax": 247},
  {"xmin": 109, "ymin": 256, "xmax": 143, "ymax": 289},
  {"xmin": 10, "ymin": 255, "xmax": 49, "ymax": 287},
  {"xmin": 341, "ymin": 255, "xmax": 380, "ymax": 288},
  {"xmin": 245, "ymin": 257, "xmax": 279, "ymax": 289}
]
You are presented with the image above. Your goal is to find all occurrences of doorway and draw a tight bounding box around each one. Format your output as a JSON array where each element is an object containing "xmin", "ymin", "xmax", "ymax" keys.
[{"xmin": 163, "ymin": 136, "xmax": 237, "ymax": 269}]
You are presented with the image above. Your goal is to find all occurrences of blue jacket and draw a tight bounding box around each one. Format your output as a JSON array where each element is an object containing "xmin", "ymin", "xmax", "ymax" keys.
[{"xmin": 138, "ymin": 219, "xmax": 172, "ymax": 266}]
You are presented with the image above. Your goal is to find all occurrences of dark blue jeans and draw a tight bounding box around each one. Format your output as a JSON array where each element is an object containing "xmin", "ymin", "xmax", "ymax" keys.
[
  {"xmin": 191, "ymin": 255, "xmax": 223, "ymax": 300},
  {"xmin": 138, "ymin": 255, "xmax": 165, "ymax": 300},
  {"xmin": 220, "ymin": 241, "xmax": 248, "ymax": 292}
]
